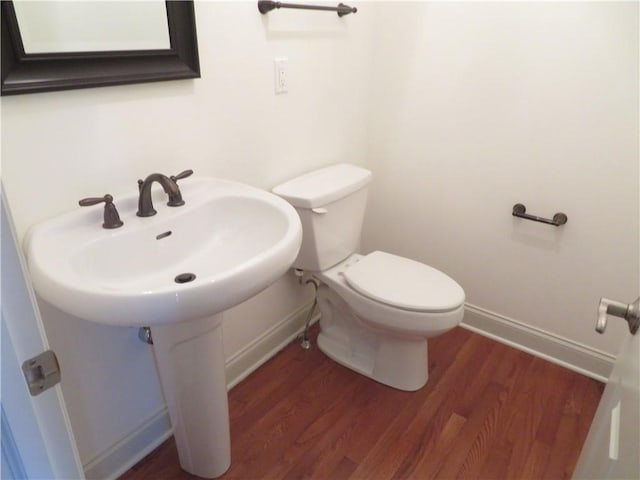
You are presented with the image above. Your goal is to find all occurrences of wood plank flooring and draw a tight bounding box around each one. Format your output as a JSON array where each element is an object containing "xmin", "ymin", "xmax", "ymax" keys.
[{"xmin": 119, "ymin": 326, "xmax": 603, "ymax": 480}]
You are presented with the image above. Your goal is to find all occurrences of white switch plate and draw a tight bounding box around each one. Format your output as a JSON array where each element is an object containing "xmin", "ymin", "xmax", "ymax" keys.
[{"xmin": 274, "ymin": 57, "xmax": 288, "ymax": 94}]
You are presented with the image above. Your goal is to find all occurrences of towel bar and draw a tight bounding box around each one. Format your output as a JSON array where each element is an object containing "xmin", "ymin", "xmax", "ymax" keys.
[
  {"xmin": 512, "ymin": 203, "xmax": 567, "ymax": 226},
  {"xmin": 258, "ymin": 1, "xmax": 357, "ymax": 16}
]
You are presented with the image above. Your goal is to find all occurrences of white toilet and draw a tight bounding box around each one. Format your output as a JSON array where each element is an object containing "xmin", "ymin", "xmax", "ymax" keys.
[{"xmin": 273, "ymin": 163, "xmax": 465, "ymax": 391}]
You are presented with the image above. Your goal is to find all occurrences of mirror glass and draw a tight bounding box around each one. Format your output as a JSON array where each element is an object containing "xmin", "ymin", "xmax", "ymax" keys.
[{"xmin": 13, "ymin": 0, "xmax": 170, "ymax": 53}]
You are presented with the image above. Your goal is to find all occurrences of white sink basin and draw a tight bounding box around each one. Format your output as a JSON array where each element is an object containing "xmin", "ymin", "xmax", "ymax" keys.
[
  {"xmin": 25, "ymin": 175, "xmax": 303, "ymax": 478},
  {"xmin": 24, "ymin": 176, "xmax": 302, "ymax": 327}
]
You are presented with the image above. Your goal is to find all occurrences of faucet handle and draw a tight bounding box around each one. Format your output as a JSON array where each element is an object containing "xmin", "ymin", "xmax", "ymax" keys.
[
  {"xmin": 79, "ymin": 194, "xmax": 124, "ymax": 229},
  {"xmin": 170, "ymin": 169, "xmax": 193, "ymax": 183},
  {"xmin": 79, "ymin": 194, "xmax": 113, "ymax": 207}
]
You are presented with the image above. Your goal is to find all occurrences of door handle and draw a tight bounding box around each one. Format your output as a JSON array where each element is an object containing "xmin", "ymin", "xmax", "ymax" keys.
[{"xmin": 596, "ymin": 296, "xmax": 639, "ymax": 335}]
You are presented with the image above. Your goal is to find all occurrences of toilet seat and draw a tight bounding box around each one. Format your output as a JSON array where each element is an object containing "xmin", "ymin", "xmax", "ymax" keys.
[
  {"xmin": 342, "ymin": 251, "xmax": 465, "ymax": 313},
  {"xmin": 317, "ymin": 252, "xmax": 465, "ymax": 338}
]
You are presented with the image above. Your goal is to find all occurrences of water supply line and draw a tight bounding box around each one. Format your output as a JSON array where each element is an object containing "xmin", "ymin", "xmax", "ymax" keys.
[{"xmin": 295, "ymin": 269, "xmax": 320, "ymax": 349}]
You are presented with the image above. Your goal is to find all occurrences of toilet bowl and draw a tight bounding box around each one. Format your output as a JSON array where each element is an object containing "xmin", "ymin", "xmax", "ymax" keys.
[
  {"xmin": 314, "ymin": 252, "xmax": 464, "ymax": 390},
  {"xmin": 272, "ymin": 163, "xmax": 465, "ymax": 391}
]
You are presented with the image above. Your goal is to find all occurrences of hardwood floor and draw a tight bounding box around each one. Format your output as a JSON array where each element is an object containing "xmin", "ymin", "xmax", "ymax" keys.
[{"xmin": 119, "ymin": 326, "xmax": 603, "ymax": 480}]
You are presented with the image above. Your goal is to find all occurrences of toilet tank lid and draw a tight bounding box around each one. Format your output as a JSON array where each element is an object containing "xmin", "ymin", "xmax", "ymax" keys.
[{"xmin": 272, "ymin": 163, "xmax": 372, "ymax": 208}]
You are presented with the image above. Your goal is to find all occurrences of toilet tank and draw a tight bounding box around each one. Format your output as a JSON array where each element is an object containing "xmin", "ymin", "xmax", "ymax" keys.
[{"xmin": 272, "ymin": 163, "xmax": 372, "ymax": 271}]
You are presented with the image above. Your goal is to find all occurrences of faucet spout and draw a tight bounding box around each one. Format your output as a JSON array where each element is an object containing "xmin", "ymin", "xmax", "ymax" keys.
[{"xmin": 137, "ymin": 173, "xmax": 184, "ymax": 217}]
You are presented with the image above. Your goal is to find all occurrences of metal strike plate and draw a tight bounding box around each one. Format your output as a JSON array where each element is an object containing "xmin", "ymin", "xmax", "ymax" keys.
[{"xmin": 21, "ymin": 350, "xmax": 61, "ymax": 396}]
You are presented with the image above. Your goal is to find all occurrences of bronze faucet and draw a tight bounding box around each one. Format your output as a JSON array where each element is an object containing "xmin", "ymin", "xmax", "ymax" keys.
[{"xmin": 137, "ymin": 170, "xmax": 193, "ymax": 217}]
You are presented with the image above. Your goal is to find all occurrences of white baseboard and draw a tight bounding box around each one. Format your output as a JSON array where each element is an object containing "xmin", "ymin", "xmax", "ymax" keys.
[
  {"xmin": 83, "ymin": 302, "xmax": 318, "ymax": 479},
  {"xmin": 225, "ymin": 301, "xmax": 320, "ymax": 389},
  {"xmin": 462, "ymin": 303, "xmax": 615, "ymax": 383},
  {"xmin": 82, "ymin": 406, "xmax": 172, "ymax": 480}
]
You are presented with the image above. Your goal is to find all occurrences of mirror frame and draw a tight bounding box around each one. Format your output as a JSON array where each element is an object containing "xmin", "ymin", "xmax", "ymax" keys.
[{"xmin": 1, "ymin": 0, "xmax": 200, "ymax": 96}]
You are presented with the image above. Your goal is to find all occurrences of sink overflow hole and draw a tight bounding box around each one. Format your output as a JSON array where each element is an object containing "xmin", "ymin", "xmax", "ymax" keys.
[
  {"xmin": 156, "ymin": 231, "xmax": 172, "ymax": 240},
  {"xmin": 175, "ymin": 273, "xmax": 196, "ymax": 284}
]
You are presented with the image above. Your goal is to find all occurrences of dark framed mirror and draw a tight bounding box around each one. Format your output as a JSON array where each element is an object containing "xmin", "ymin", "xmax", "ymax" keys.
[{"xmin": 1, "ymin": 0, "xmax": 200, "ymax": 96}]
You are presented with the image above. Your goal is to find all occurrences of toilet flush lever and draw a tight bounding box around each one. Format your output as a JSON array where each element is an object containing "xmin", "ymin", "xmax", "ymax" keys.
[
  {"xmin": 311, "ymin": 207, "xmax": 328, "ymax": 215},
  {"xmin": 596, "ymin": 296, "xmax": 639, "ymax": 335}
]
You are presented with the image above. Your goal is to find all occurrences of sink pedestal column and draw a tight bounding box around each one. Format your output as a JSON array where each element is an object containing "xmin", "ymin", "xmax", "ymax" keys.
[{"xmin": 150, "ymin": 314, "xmax": 230, "ymax": 478}]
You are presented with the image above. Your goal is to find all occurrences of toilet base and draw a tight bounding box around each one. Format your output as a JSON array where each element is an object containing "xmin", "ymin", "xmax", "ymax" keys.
[{"xmin": 316, "ymin": 286, "xmax": 429, "ymax": 391}]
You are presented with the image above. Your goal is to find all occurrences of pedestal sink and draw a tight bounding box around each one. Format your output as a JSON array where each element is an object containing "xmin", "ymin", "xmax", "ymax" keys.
[{"xmin": 24, "ymin": 176, "xmax": 302, "ymax": 478}]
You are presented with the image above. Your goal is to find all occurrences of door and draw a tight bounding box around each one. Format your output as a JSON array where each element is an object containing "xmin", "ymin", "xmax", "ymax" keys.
[
  {"xmin": 1, "ymin": 187, "xmax": 84, "ymax": 479},
  {"xmin": 572, "ymin": 297, "xmax": 640, "ymax": 479}
]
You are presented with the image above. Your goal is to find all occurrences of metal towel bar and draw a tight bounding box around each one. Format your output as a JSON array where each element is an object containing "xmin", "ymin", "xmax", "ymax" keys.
[
  {"xmin": 512, "ymin": 203, "xmax": 568, "ymax": 226},
  {"xmin": 258, "ymin": 1, "xmax": 357, "ymax": 16}
]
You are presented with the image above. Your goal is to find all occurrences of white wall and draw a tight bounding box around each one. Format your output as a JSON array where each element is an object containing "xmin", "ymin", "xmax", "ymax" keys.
[
  {"xmin": 1, "ymin": 1, "xmax": 374, "ymax": 472},
  {"xmin": 2, "ymin": 1, "xmax": 638, "ymax": 476},
  {"xmin": 362, "ymin": 2, "xmax": 639, "ymax": 356}
]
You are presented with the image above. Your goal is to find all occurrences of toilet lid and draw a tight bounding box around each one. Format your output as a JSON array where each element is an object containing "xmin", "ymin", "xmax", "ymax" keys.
[{"xmin": 343, "ymin": 251, "xmax": 465, "ymax": 312}]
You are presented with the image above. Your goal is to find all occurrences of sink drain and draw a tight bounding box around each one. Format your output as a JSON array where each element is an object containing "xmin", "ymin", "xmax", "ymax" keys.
[{"xmin": 175, "ymin": 273, "xmax": 196, "ymax": 284}]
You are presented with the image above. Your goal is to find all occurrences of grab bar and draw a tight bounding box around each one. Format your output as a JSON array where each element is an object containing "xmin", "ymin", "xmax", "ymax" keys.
[
  {"xmin": 512, "ymin": 203, "xmax": 568, "ymax": 226},
  {"xmin": 258, "ymin": 1, "xmax": 357, "ymax": 16}
]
